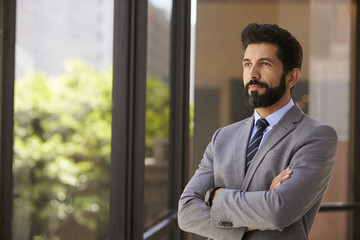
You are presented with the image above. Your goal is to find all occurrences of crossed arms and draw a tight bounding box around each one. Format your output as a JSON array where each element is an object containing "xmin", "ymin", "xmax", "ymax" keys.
[
  {"xmin": 213, "ymin": 168, "xmax": 293, "ymax": 232},
  {"xmin": 178, "ymin": 124, "xmax": 337, "ymax": 239}
]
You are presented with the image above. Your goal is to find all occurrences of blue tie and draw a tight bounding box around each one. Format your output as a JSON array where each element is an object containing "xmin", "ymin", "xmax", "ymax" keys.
[{"xmin": 246, "ymin": 118, "xmax": 269, "ymax": 173}]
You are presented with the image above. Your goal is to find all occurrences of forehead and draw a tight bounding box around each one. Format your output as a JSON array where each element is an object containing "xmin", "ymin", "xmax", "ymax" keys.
[{"xmin": 243, "ymin": 43, "xmax": 280, "ymax": 61}]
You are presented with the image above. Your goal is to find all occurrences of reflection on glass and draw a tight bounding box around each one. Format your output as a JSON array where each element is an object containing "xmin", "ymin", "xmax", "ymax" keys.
[
  {"xmin": 144, "ymin": 0, "xmax": 172, "ymax": 230},
  {"xmin": 191, "ymin": 0, "xmax": 352, "ymax": 239},
  {"xmin": 13, "ymin": 1, "xmax": 114, "ymax": 239}
]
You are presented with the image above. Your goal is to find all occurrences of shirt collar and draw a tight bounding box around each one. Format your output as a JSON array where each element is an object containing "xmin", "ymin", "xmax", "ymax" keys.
[{"xmin": 254, "ymin": 99, "xmax": 295, "ymax": 128}]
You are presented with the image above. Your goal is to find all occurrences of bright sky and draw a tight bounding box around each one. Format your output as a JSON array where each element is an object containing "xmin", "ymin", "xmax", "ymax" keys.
[
  {"xmin": 149, "ymin": 0, "xmax": 197, "ymax": 25},
  {"xmin": 149, "ymin": 0, "xmax": 172, "ymax": 11}
]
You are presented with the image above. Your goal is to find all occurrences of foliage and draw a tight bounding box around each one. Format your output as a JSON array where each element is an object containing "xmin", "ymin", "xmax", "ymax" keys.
[
  {"xmin": 13, "ymin": 61, "xmax": 111, "ymax": 239},
  {"xmin": 189, "ymin": 102, "xmax": 194, "ymax": 136},
  {"xmin": 13, "ymin": 60, "xmax": 170, "ymax": 239},
  {"xmin": 145, "ymin": 78, "xmax": 170, "ymax": 157}
]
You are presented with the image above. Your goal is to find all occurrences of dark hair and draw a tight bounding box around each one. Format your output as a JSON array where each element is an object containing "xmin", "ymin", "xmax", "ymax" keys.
[{"xmin": 241, "ymin": 23, "xmax": 303, "ymax": 74}]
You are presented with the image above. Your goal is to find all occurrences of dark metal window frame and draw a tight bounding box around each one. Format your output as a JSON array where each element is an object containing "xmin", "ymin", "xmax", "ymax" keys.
[
  {"xmin": 351, "ymin": 1, "xmax": 360, "ymax": 238},
  {"xmin": 110, "ymin": 0, "xmax": 190, "ymax": 239},
  {"xmin": 109, "ymin": 0, "xmax": 147, "ymax": 239},
  {"xmin": 0, "ymin": 0, "xmax": 16, "ymax": 239},
  {"xmin": 143, "ymin": 0, "xmax": 191, "ymax": 239}
]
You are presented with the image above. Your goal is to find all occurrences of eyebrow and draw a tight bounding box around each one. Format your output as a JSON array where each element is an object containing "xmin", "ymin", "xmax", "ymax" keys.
[
  {"xmin": 260, "ymin": 57, "xmax": 274, "ymax": 63},
  {"xmin": 243, "ymin": 57, "xmax": 275, "ymax": 63}
]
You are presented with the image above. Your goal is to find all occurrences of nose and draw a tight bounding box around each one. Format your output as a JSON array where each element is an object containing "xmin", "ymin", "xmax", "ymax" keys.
[{"xmin": 249, "ymin": 64, "xmax": 260, "ymax": 79}]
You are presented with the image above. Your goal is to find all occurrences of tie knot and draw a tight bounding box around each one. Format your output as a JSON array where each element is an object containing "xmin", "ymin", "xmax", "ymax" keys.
[{"xmin": 256, "ymin": 118, "xmax": 269, "ymax": 129}]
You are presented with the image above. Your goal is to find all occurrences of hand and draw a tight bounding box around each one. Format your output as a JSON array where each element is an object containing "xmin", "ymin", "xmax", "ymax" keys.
[
  {"xmin": 245, "ymin": 227, "xmax": 256, "ymax": 232},
  {"xmin": 270, "ymin": 168, "xmax": 292, "ymax": 190}
]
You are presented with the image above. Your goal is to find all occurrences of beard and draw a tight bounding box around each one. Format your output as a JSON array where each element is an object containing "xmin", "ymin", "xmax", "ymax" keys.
[{"xmin": 244, "ymin": 73, "xmax": 286, "ymax": 108}]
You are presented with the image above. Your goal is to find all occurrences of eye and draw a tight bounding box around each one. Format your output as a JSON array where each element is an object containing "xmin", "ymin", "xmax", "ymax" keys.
[
  {"xmin": 243, "ymin": 62, "xmax": 251, "ymax": 68},
  {"xmin": 262, "ymin": 62, "xmax": 271, "ymax": 67}
]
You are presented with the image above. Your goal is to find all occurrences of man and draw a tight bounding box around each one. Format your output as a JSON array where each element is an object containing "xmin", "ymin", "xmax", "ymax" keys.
[{"xmin": 178, "ymin": 23, "xmax": 338, "ymax": 240}]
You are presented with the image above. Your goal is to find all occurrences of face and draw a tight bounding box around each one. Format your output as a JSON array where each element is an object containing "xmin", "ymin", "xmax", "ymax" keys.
[{"xmin": 242, "ymin": 43, "xmax": 288, "ymax": 108}]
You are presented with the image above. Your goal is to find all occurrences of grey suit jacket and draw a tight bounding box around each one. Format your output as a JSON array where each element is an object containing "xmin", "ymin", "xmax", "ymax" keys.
[{"xmin": 178, "ymin": 105, "xmax": 338, "ymax": 240}]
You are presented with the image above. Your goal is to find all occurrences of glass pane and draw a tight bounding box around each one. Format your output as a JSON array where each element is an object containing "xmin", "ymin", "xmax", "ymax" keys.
[
  {"xmin": 13, "ymin": 1, "xmax": 114, "ymax": 239},
  {"xmin": 307, "ymin": 0, "xmax": 351, "ymax": 205},
  {"xmin": 190, "ymin": 0, "xmax": 353, "ymax": 239},
  {"xmin": 310, "ymin": 211, "xmax": 350, "ymax": 239},
  {"xmin": 144, "ymin": 0, "xmax": 172, "ymax": 231}
]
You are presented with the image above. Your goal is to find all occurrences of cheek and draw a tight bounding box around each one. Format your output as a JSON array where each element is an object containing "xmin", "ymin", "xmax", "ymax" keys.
[
  {"xmin": 243, "ymin": 71, "xmax": 251, "ymax": 86},
  {"xmin": 268, "ymin": 73, "xmax": 283, "ymax": 87},
  {"xmin": 243, "ymin": 77, "xmax": 248, "ymax": 87}
]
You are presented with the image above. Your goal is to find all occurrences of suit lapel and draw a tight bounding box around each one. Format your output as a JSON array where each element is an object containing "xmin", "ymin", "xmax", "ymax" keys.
[
  {"xmin": 242, "ymin": 105, "xmax": 304, "ymax": 190},
  {"xmin": 234, "ymin": 117, "xmax": 254, "ymax": 188}
]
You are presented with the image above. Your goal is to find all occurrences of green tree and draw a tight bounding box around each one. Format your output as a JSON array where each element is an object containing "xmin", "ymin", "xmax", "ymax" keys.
[
  {"xmin": 145, "ymin": 78, "xmax": 170, "ymax": 157},
  {"xmin": 13, "ymin": 60, "xmax": 170, "ymax": 239},
  {"xmin": 14, "ymin": 60, "xmax": 112, "ymax": 239}
]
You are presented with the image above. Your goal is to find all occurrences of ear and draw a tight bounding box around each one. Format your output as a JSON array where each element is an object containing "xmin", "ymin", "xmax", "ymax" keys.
[{"xmin": 286, "ymin": 68, "xmax": 300, "ymax": 89}]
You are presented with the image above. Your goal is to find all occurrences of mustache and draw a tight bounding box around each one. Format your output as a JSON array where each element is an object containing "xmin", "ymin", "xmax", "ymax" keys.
[{"xmin": 246, "ymin": 79, "xmax": 268, "ymax": 89}]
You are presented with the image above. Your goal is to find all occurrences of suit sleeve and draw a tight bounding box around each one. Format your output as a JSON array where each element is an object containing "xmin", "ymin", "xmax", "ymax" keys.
[
  {"xmin": 178, "ymin": 129, "xmax": 246, "ymax": 239},
  {"xmin": 210, "ymin": 124, "xmax": 338, "ymax": 231}
]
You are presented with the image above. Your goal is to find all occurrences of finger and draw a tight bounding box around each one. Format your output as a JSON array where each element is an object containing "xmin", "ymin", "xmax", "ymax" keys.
[
  {"xmin": 281, "ymin": 171, "xmax": 292, "ymax": 180},
  {"xmin": 270, "ymin": 168, "xmax": 293, "ymax": 190},
  {"xmin": 270, "ymin": 180, "xmax": 281, "ymax": 190},
  {"xmin": 279, "ymin": 169, "xmax": 292, "ymax": 181},
  {"xmin": 273, "ymin": 169, "xmax": 291, "ymax": 183},
  {"xmin": 270, "ymin": 182, "xmax": 279, "ymax": 190}
]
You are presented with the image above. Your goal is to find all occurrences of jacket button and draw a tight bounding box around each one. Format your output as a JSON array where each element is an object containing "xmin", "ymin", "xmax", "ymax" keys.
[{"xmin": 219, "ymin": 221, "xmax": 233, "ymax": 227}]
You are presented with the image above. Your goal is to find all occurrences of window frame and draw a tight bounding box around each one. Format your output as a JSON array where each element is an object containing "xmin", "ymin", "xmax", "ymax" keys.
[
  {"xmin": 0, "ymin": 0, "xmax": 16, "ymax": 239},
  {"xmin": 142, "ymin": 0, "xmax": 191, "ymax": 239},
  {"xmin": 109, "ymin": 0, "xmax": 191, "ymax": 239},
  {"xmin": 351, "ymin": 0, "xmax": 360, "ymax": 238},
  {"xmin": 109, "ymin": 0, "xmax": 147, "ymax": 239}
]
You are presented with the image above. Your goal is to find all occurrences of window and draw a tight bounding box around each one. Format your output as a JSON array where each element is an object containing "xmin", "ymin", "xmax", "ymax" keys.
[
  {"xmin": 109, "ymin": 1, "xmax": 190, "ymax": 240},
  {"xmin": 144, "ymin": 0, "xmax": 172, "ymax": 232},
  {"xmin": 12, "ymin": 1, "xmax": 114, "ymax": 239},
  {"xmin": 189, "ymin": 0, "xmax": 358, "ymax": 239}
]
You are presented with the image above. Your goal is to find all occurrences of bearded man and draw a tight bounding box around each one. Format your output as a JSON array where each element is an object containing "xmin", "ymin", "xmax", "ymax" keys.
[{"xmin": 178, "ymin": 23, "xmax": 338, "ymax": 240}]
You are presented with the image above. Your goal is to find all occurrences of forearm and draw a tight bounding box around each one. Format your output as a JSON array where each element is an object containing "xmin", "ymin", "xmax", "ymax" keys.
[
  {"xmin": 211, "ymin": 189, "xmax": 287, "ymax": 230},
  {"xmin": 178, "ymin": 189, "xmax": 246, "ymax": 239},
  {"xmin": 210, "ymin": 168, "xmax": 292, "ymax": 232}
]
